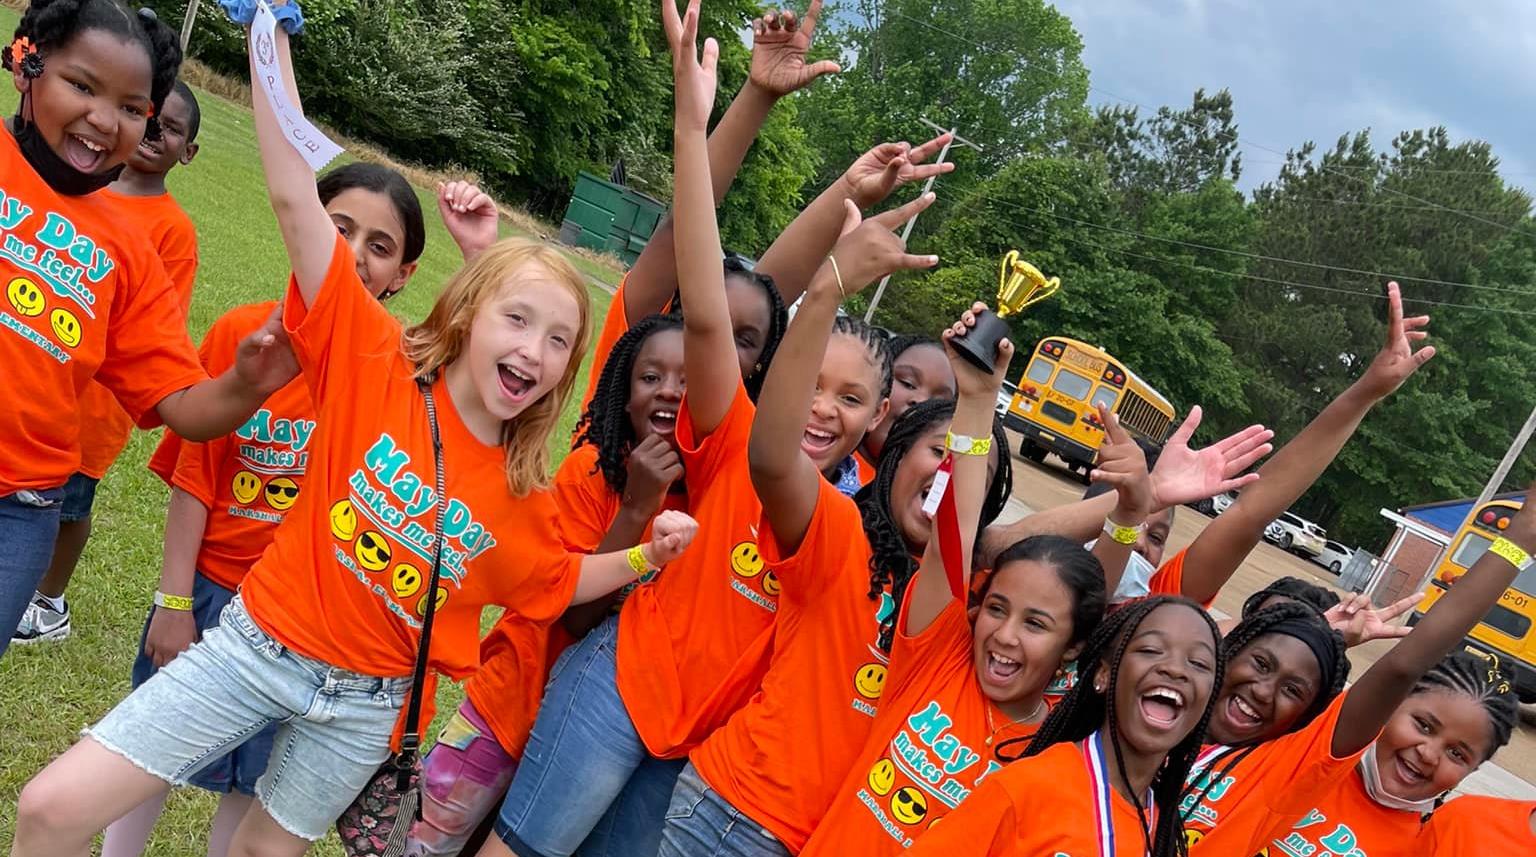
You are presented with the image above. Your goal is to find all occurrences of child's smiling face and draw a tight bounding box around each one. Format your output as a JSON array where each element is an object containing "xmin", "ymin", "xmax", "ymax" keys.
[
  {"xmin": 324, "ymin": 187, "xmax": 416, "ymax": 299},
  {"xmin": 17, "ymin": 28, "xmax": 154, "ymax": 176},
  {"xmin": 1101, "ymin": 602, "xmax": 1218, "ymax": 759}
]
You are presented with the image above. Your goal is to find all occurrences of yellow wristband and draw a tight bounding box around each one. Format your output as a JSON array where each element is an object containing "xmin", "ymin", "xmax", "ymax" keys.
[
  {"xmin": 1489, "ymin": 537, "xmax": 1533, "ymax": 572},
  {"xmin": 1104, "ymin": 518, "xmax": 1144, "ymax": 546},
  {"xmin": 946, "ymin": 432, "xmax": 992, "ymax": 456},
  {"xmin": 154, "ymin": 591, "xmax": 194, "ymax": 612},
  {"xmin": 627, "ymin": 545, "xmax": 658, "ymax": 579}
]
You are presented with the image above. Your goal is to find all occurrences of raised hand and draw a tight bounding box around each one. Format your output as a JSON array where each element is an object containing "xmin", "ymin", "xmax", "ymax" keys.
[
  {"xmin": 748, "ymin": 1, "xmax": 840, "ymax": 97},
  {"xmin": 842, "ymin": 132, "xmax": 958, "ymax": 209},
  {"xmin": 942, "ymin": 301, "xmax": 1013, "ymax": 398},
  {"xmin": 1325, "ymin": 591, "xmax": 1422, "ymax": 648},
  {"xmin": 1090, "ymin": 405, "xmax": 1154, "ymax": 519},
  {"xmin": 665, "ymin": 0, "xmax": 719, "ymax": 132},
  {"xmin": 1148, "ymin": 406, "xmax": 1275, "ymax": 510},
  {"xmin": 438, "ymin": 180, "xmax": 499, "ymax": 261},
  {"xmin": 234, "ymin": 303, "xmax": 300, "ymax": 395},
  {"xmin": 823, "ymin": 193, "xmax": 939, "ymax": 294},
  {"xmin": 623, "ymin": 434, "xmax": 684, "ymax": 515},
  {"xmin": 1357, "ymin": 282, "xmax": 1435, "ymax": 400},
  {"xmin": 646, "ymin": 509, "xmax": 700, "ymax": 565}
]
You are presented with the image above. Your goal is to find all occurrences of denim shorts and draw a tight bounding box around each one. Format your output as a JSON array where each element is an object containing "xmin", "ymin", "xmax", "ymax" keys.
[
  {"xmin": 59, "ymin": 472, "xmax": 100, "ymax": 523},
  {"xmin": 656, "ymin": 763, "xmax": 788, "ymax": 857},
  {"xmin": 0, "ymin": 487, "xmax": 64, "ymax": 656},
  {"xmin": 89, "ymin": 595, "xmax": 411, "ymax": 841},
  {"xmin": 129, "ymin": 571, "xmax": 277, "ymax": 795}
]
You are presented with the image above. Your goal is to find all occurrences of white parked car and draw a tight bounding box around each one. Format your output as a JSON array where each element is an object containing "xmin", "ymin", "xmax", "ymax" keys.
[
  {"xmin": 997, "ymin": 381, "xmax": 1019, "ymax": 417},
  {"xmin": 1264, "ymin": 511, "xmax": 1327, "ymax": 558},
  {"xmin": 1312, "ymin": 540, "xmax": 1354, "ymax": 575}
]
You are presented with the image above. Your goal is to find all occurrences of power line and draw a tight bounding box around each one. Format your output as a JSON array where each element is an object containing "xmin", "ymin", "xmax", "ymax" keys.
[
  {"xmin": 971, "ymin": 194, "xmax": 1534, "ymax": 295},
  {"xmin": 982, "ymin": 211, "xmax": 1536, "ymax": 316},
  {"xmin": 1243, "ymin": 158, "xmax": 1536, "ymax": 178},
  {"xmin": 885, "ymin": 10, "xmax": 1536, "ymax": 239}
]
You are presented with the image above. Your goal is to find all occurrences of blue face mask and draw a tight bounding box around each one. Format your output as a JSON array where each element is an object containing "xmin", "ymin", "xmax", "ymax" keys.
[{"xmin": 1083, "ymin": 540, "xmax": 1157, "ymax": 603}]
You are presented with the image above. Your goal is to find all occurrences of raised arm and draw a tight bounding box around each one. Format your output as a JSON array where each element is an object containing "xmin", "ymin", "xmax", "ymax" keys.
[
  {"xmin": 757, "ymin": 132, "xmax": 956, "ymax": 304},
  {"xmin": 572, "ymin": 510, "xmax": 698, "ymax": 603},
  {"xmin": 247, "ymin": 12, "xmax": 339, "ymax": 304},
  {"xmin": 1085, "ymin": 408, "xmax": 1153, "ymax": 598},
  {"xmin": 438, "ymin": 180, "xmax": 500, "ymax": 262},
  {"xmin": 1179, "ymin": 282, "xmax": 1432, "ymax": 605},
  {"xmin": 625, "ymin": 1, "xmax": 839, "ymax": 320},
  {"xmin": 1332, "ymin": 482, "xmax": 1536, "ymax": 756},
  {"xmin": 665, "ymin": 0, "xmax": 737, "ymax": 435},
  {"xmin": 976, "ymin": 413, "xmax": 1272, "ymax": 568},
  {"xmin": 749, "ymin": 194, "xmax": 937, "ymax": 552},
  {"xmin": 907, "ymin": 304, "xmax": 1012, "ymax": 637}
]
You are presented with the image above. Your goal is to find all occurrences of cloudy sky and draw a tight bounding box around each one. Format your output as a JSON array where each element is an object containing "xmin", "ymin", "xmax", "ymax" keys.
[{"xmin": 1052, "ymin": 0, "xmax": 1535, "ymax": 194}]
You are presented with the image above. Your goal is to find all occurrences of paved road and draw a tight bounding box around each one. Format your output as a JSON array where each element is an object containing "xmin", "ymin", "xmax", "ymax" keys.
[{"xmin": 1000, "ymin": 438, "xmax": 1536, "ymax": 800}]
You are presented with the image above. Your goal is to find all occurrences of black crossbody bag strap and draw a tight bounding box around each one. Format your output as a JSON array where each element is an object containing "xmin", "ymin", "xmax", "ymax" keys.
[{"xmin": 392, "ymin": 375, "xmax": 447, "ymax": 790}]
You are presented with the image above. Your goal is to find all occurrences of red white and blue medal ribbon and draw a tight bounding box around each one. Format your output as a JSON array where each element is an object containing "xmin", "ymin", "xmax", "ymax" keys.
[
  {"xmin": 921, "ymin": 453, "xmax": 966, "ymax": 601},
  {"xmin": 1082, "ymin": 730, "xmax": 1155, "ymax": 857}
]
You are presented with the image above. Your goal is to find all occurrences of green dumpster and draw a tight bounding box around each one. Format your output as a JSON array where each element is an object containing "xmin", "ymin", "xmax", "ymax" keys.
[{"xmin": 560, "ymin": 172, "xmax": 667, "ymax": 267}]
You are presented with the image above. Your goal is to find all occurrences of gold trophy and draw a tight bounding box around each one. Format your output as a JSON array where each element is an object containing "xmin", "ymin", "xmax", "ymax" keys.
[{"xmin": 951, "ymin": 250, "xmax": 1061, "ymax": 372}]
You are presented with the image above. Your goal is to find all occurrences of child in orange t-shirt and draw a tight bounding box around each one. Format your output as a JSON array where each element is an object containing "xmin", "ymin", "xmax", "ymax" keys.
[
  {"xmin": 1180, "ymin": 484, "xmax": 1536, "ymax": 856},
  {"xmin": 0, "ymin": 1, "xmax": 297, "ymax": 659},
  {"xmin": 100, "ymin": 163, "xmax": 460, "ymax": 857},
  {"xmin": 13, "ymin": 81, "xmax": 201, "ymax": 648},
  {"xmin": 411, "ymin": 312, "xmax": 689, "ymax": 856},
  {"xmin": 14, "ymin": 18, "xmax": 699, "ymax": 854},
  {"xmin": 907, "ymin": 595, "xmax": 1225, "ymax": 857},
  {"xmin": 804, "ymin": 352, "xmax": 1163, "ymax": 855},
  {"xmin": 1425, "ymin": 794, "xmax": 1536, "ymax": 853}
]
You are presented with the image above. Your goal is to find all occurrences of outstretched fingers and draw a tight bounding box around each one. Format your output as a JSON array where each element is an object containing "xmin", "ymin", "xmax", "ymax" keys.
[{"xmin": 869, "ymin": 191, "xmax": 936, "ymax": 229}]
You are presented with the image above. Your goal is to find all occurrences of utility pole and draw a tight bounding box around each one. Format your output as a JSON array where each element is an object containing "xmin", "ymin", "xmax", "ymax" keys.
[
  {"xmin": 863, "ymin": 117, "xmax": 982, "ymax": 323},
  {"xmin": 1473, "ymin": 401, "xmax": 1536, "ymax": 508},
  {"xmin": 180, "ymin": 0, "xmax": 201, "ymax": 52}
]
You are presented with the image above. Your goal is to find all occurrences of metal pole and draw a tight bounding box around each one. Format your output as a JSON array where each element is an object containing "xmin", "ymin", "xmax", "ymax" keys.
[
  {"xmin": 181, "ymin": 0, "xmax": 201, "ymax": 53},
  {"xmin": 1473, "ymin": 401, "xmax": 1536, "ymax": 508},
  {"xmin": 862, "ymin": 118, "xmax": 982, "ymax": 323}
]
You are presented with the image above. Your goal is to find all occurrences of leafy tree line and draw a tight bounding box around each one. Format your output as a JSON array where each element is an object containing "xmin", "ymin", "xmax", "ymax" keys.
[{"xmin": 164, "ymin": 0, "xmax": 1535, "ymax": 548}]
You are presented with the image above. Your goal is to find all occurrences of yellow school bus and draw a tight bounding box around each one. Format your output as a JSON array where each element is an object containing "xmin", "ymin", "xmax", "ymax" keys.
[
  {"xmin": 1409, "ymin": 498, "xmax": 1536, "ymax": 702},
  {"xmin": 1001, "ymin": 337, "xmax": 1175, "ymax": 473}
]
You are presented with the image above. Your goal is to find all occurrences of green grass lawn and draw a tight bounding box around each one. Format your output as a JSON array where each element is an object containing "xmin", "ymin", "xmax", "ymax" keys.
[{"xmin": 0, "ymin": 7, "xmax": 615, "ymax": 850}]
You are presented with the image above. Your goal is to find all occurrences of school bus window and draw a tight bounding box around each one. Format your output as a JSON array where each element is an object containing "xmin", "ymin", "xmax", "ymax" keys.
[
  {"xmin": 1451, "ymin": 531, "xmax": 1494, "ymax": 569},
  {"xmin": 1514, "ymin": 566, "xmax": 1536, "ymax": 597},
  {"xmin": 1052, "ymin": 368, "xmax": 1092, "ymax": 400},
  {"xmin": 1090, "ymin": 386, "xmax": 1117, "ymax": 412},
  {"xmin": 1025, "ymin": 358, "xmax": 1053, "ymax": 384}
]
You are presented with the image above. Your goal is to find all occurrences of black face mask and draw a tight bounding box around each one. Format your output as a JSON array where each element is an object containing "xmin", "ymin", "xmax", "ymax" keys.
[{"xmin": 12, "ymin": 93, "xmax": 123, "ymax": 196}]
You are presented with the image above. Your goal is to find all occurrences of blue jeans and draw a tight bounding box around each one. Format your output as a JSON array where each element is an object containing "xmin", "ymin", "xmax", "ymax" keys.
[
  {"xmin": 90, "ymin": 595, "xmax": 411, "ymax": 841},
  {"xmin": 129, "ymin": 571, "xmax": 277, "ymax": 795},
  {"xmin": 495, "ymin": 614, "xmax": 666, "ymax": 857},
  {"xmin": 656, "ymin": 764, "xmax": 789, "ymax": 857},
  {"xmin": 580, "ymin": 755, "xmax": 686, "ymax": 857},
  {"xmin": 0, "ymin": 487, "xmax": 64, "ymax": 658},
  {"xmin": 59, "ymin": 472, "xmax": 99, "ymax": 523}
]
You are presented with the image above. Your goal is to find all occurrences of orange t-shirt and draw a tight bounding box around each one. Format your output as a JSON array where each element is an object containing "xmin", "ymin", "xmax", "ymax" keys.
[
  {"xmin": 690, "ymin": 478, "xmax": 891, "ymax": 851},
  {"xmin": 802, "ymin": 596, "xmax": 1041, "ymax": 855},
  {"xmin": 1426, "ymin": 795, "xmax": 1536, "ymax": 853},
  {"xmin": 76, "ymin": 190, "xmax": 199, "ymax": 479},
  {"xmin": 1182, "ymin": 691, "xmax": 1364, "ymax": 854},
  {"xmin": 855, "ymin": 449, "xmax": 876, "ymax": 486},
  {"xmin": 0, "ymin": 130, "xmax": 206, "ymax": 492},
  {"xmin": 614, "ymin": 384, "xmax": 780, "ymax": 758},
  {"xmin": 580, "ymin": 274, "xmax": 631, "ymax": 411},
  {"xmin": 145, "ymin": 302, "xmax": 315, "ymax": 590},
  {"xmin": 463, "ymin": 442, "xmax": 684, "ymax": 756},
  {"xmin": 1204, "ymin": 767, "xmax": 1425, "ymax": 857},
  {"xmin": 1146, "ymin": 546, "xmax": 1216, "ymax": 609},
  {"xmin": 904, "ymin": 740, "xmax": 1159, "ymax": 857},
  {"xmin": 237, "ymin": 235, "xmax": 581, "ymax": 679}
]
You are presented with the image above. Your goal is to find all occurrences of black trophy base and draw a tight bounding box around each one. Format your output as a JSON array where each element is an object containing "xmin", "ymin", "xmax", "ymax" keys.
[{"xmin": 951, "ymin": 309, "xmax": 1010, "ymax": 373}]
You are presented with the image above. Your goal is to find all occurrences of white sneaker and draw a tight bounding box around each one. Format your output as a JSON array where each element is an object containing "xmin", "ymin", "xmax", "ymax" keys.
[{"xmin": 11, "ymin": 594, "xmax": 70, "ymax": 644}]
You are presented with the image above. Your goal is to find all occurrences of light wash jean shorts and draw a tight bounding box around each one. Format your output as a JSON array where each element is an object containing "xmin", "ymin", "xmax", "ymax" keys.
[{"xmin": 89, "ymin": 594, "xmax": 411, "ymax": 841}]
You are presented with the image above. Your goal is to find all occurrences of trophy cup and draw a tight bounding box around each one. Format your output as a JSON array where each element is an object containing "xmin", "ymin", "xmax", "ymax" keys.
[{"xmin": 950, "ymin": 250, "xmax": 1061, "ymax": 372}]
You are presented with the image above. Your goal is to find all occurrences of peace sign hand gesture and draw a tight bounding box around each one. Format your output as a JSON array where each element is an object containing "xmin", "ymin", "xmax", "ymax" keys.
[
  {"xmin": 1091, "ymin": 405, "xmax": 1154, "ymax": 519},
  {"xmin": 822, "ymin": 193, "xmax": 939, "ymax": 296},
  {"xmin": 1324, "ymin": 592, "xmax": 1423, "ymax": 648},
  {"xmin": 664, "ymin": 0, "xmax": 719, "ymax": 133},
  {"xmin": 1357, "ymin": 282, "xmax": 1435, "ymax": 401},
  {"xmin": 842, "ymin": 132, "xmax": 958, "ymax": 209},
  {"xmin": 748, "ymin": 1, "xmax": 841, "ymax": 97}
]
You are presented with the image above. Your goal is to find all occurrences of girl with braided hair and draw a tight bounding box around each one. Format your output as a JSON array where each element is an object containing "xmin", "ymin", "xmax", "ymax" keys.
[
  {"xmin": 0, "ymin": 0, "xmax": 297, "ymax": 654},
  {"xmin": 1183, "ymin": 480, "xmax": 1536, "ymax": 856},
  {"xmin": 852, "ymin": 334, "xmax": 956, "ymax": 483},
  {"xmin": 803, "ymin": 314, "xmax": 1161, "ymax": 856},
  {"xmin": 909, "ymin": 595, "xmax": 1226, "ymax": 857}
]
